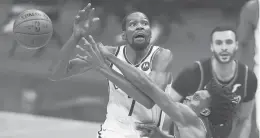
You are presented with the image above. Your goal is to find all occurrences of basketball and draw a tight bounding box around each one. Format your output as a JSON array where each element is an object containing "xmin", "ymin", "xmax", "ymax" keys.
[{"xmin": 13, "ymin": 9, "xmax": 53, "ymax": 49}]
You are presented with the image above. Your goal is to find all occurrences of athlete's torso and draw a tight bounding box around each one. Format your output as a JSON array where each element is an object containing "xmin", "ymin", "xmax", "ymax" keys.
[
  {"xmin": 254, "ymin": 0, "xmax": 260, "ymax": 75},
  {"xmin": 174, "ymin": 58, "xmax": 248, "ymax": 138},
  {"xmin": 103, "ymin": 45, "xmax": 163, "ymax": 133},
  {"xmin": 198, "ymin": 58, "xmax": 248, "ymax": 138}
]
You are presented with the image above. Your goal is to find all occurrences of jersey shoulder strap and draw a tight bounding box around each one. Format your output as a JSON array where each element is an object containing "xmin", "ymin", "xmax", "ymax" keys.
[
  {"xmin": 109, "ymin": 45, "xmax": 123, "ymax": 68},
  {"xmin": 195, "ymin": 60, "xmax": 204, "ymax": 91},
  {"xmin": 243, "ymin": 64, "xmax": 249, "ymax": 98}
]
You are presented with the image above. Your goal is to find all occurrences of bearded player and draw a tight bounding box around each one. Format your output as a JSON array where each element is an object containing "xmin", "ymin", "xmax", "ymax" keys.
[
  {"xmin": 50, "ymin": 3, "xmax": 173, "ymax": 138},
  {"xmin": 237, "ymin": 0, "xmax": 260, "ymax": 137},
  {"xmin": 80, "ymin": 26, "xmax": 257, "ymax": 138}
]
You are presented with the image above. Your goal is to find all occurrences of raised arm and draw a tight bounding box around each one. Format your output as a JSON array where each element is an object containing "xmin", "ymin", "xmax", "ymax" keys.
[
  {"xmin": 237, "ymin": 0, "xmax": 258, "ymax": 62},
  {"xmin": 102, "ymin": 44, "xmax": 201, "ymax": 127},
  {"xmin": 50, "ymin": 3, "xmax": 100, "ymax": 81},
  {"xmin": 80, "ymin": 37, "xmax": 155, "ymax": 108},
  {"xmin": 105, "ymin": 48, "xmax": 173, "ymax": 93}
]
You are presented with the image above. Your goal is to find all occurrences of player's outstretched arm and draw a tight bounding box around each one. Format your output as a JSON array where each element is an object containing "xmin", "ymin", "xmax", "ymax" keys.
[
  {"xmin": 237, "ymin": 0, "xmax": 257, "ymax": 62},
  {"xmin": 84, "ymin": 36, "xmax": 203, "ymax": 134},
  {"xmin": 229, "ymin": 71, "xmax": 257, "ymax": 138},
  {"xmin": 50, "ymin": 3, "xmax": 99, "ymax": 81},
  {"xmin": 104, "ymin": 45, "xmax": 173, "ymax": 93},
  {"xmin": 97, "ymin": 65, "xmax": 155, "ymax": 109},
  {"xmin": 82, "ymin": 37, "xmax": 155, "ymax": 109}
]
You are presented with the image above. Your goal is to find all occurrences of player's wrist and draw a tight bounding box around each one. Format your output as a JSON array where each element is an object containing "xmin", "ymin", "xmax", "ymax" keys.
[{"xmin": 71, "ymin": 32, "xmax": 82, "ymax": 42}]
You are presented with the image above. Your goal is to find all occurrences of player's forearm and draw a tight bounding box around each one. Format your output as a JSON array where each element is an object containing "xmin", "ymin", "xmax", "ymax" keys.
[
  {"xmin": 51, "ymin": 35, "xmax": 80, "ymax": 80},
  {"xmin": 238, "ymin": 120, "xmax": 251, "ymax": 138},
  {"xmin": 159, "ymin": 132, "xmax": 176, "ymax": 138},
  {"xmin": 97, "ymin": 66, "xmax": 155, "ymax": 109},
  {"xmin": 229, "ymin": 117, "xmax": 251, "ymax": 138},
  {"xmin": 106, "ymin": 53, "xmax": 153, "ymax": 92}
]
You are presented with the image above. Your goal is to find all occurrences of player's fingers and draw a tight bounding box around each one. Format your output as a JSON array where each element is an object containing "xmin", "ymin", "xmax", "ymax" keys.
[
  {"xmin": 76, "ymin": 45, "xmax": 92, "ymax": 58},
  {"xmin": 86, "ymin": 8, "xmax": 95, "ymax": 21},
  {"xmin": 76, "ymin": 45, "xmax": 85, "ymax": 52},
  {"xmin": 81, "ymin": 37, "xmax": 94, "ymax": 54},
  {"xmin": 77, "ymin": 10, "xmax": 85, "ymax": 18},
  {"xmin": 83, "ymin": 3, "xmax": 91, "ymax": 11},
  {"xmin": 74, "ymin": 15, "xmax": 80, "ymax": 24},
  {"xmin": 87, "ymin": 17, "xmax": 99, "ymax": 30},
  {"xmin": 75, "ymin": 54, "xmax": 88, "ymax": 61},
  {"xmin": 87, "ymin": 35, "xmax": 98, "ymax": 52}
]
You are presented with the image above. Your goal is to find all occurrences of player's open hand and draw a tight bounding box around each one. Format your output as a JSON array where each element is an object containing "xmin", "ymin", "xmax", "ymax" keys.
[
  {"xmin": 79, "ymin": 35, "xmax": 107, "ymax": 70},
  {"xmin": 73, "ymin": 3, "xmax": 99, "ymax": 39},
  {"xmin": 136, "ymin": 123, "xmax": 163, "ymax": 138}
]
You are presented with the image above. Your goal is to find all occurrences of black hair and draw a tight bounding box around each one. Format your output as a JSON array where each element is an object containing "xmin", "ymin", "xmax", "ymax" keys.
[
  {"xmin": 121, "ymin": 11, "xmax": 150, "ymax": 31},
  {"xmin": 205, "ymin": 80, "xmax": 238, "ymax": 126},
  {"xmin": 210, "ymin": 26, "xmax": 237, "ymax": 42}
]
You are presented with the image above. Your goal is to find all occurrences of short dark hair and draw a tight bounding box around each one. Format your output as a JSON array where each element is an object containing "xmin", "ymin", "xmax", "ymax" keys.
[
  {"xmin": 210, "ymin": 26, "xmax": 237, "ymax": 42},
  {"xmin": 121, "ymin": 11, "xmax": 150, "ymax": 31},
  {"xmin": 205, "ymin": 80, "xmax": 237, "ymax": 126}
]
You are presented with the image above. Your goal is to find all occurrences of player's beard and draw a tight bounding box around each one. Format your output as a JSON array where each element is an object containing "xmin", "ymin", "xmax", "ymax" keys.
[
  {"xmin": 213, "ymin": 51, "xmax": 236, "ymax": 64},
  {"xmin": 128, "ymin": 37, "xmax": 150, "ymax": 51}
]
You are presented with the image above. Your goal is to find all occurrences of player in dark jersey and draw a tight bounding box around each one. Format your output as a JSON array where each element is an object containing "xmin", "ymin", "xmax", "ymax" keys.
[
  {"xmin": 80, "ymin": 26, "xmax": 257, "ymax": 138},
  {"xmin": 168, "ymin": 27, "xmax": 257, "ymax": 138}
]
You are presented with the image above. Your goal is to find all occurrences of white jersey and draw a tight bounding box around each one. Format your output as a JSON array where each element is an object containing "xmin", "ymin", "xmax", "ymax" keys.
[
  {"xmin": 254, "ymin": 0, "xmax": 260, "ymax": 80},
  {"xmin": 254, "ymin": 0, "xmax": 260, "ymax": 135},
  {"xmin": 102, "ymin": 45, "xmax": 163, "ymax": 135}
]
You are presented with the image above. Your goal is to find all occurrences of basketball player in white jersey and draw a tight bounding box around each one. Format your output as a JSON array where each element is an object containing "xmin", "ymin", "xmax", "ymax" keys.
[
  {"xmin": 237, "ymin": 0, "xmax": 260, "ymax": 137},
  {"xmin": 50, "ymin": 3, "xmax": 173, "ymax": 138}
]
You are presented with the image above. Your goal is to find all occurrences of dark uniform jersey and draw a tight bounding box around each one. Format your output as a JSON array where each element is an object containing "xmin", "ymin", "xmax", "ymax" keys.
[{"xmin": 171, "ymin": 58, "xmax": 257, "ymax": 138}]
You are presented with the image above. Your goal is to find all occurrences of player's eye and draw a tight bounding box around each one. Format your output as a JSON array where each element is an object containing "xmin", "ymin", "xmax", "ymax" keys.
[
  {"xmin": 129, "ymin": 22, "xmax": 136, "ymax": 27},
  {"xmin": 215, "ymin": 40, "xmax": 223, "ymax": 45},
  {"xmin": 225, "ymin": 39, "xmax": 233, "ymax": 45},
  {"xmin": 143, "ymin": 21, "xmax": 149, "ymax": 26}
]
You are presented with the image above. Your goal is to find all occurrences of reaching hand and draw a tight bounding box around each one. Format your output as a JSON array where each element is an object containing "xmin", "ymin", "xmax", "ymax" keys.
[
  {"xmin": 73, "ymin": 3, "xmax": 99, "ymax": 39},
  {"xmin": 136, "ymin": 123, "xmax": 163, "ymax": 138},
  {"xmin": 79, "ymin": 35, "xmax": 107, "ymax": 70}
]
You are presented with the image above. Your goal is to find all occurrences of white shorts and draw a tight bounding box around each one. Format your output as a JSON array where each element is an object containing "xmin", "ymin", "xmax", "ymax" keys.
[{"xmin": 97, "ymin": 125, "xmax": 140, "ymax": 138}]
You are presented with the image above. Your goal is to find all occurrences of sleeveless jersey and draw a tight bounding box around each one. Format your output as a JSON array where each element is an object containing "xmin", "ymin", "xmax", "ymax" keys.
[
  {"xmin": 103, "ymin": 45, "xmax": 163, "ymax": 134},
  {"xmin": 173, "ymin": 58, "xmax": 249, "ymax": 138},
  {"xmin": 197, "ymin": 58, "xmax": 248, "ymax": 138},
  {"xmin": 254, "ymin": 0, "xmax": 260, "ymax": 81}
]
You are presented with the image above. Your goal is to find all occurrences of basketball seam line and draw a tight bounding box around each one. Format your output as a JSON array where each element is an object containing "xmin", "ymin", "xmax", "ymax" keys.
[
  {"xmin": 14, "ymin": 32, "xmax": 52, "ymax": 35},
  {"xmin": 13, "ymin": 18, "xmax": 52, "ymax": 32}
]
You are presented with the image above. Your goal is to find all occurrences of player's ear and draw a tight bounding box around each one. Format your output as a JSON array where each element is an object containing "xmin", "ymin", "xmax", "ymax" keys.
[
  {"xmin": 235, "ymin": 41, "xmax": 239, "ymax": 50},
  {"xmin": 210, "ymin": 44, "xmax": 214, "ymax": 52},
  {"xmin": 200, "ymin": 108, "xmax": 211, "ymax": 116},
  {"xmin": 121, "ymin": 31, "xmax": 126, "ymax": 41}
]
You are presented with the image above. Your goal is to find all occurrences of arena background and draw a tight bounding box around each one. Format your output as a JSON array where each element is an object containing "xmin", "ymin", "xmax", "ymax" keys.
[{"xmin": 0, "ymin": 0, "xmax": 257, "ymax": 137}]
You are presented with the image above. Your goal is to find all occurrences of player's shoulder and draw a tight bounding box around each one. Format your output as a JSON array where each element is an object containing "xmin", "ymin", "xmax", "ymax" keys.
[
  {"xmin": 237, "ymin": 62, "xmax": 257, "ymax": 82},
  {"xmin": 153, "ymin": 46, "xmax": 173, "ymax": 61},
  {"xmin": 189, "ymin": 58, "xmax": 211, "ymax": 71},
  {"xmin": 152, "ymin": 46, "xmax": 173, "ymax": 66},
  {"xmin": 247, "ymin": 68, "xmax": 257, "ymax": 83}
]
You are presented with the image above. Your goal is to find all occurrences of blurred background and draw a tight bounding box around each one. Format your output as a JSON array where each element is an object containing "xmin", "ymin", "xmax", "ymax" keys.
[{"xmin": 0, "ymin": 0, "xmax": 256, "ymax": 137}]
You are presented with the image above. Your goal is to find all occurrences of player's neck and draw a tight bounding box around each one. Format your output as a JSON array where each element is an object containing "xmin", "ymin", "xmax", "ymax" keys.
[
  {"xmin": 125, "ymin": 44, "xmax": 152, "ymax": 65},
  {"xmin": 212, "ymin": 58, "xmax": 236, "ymax": 81}
]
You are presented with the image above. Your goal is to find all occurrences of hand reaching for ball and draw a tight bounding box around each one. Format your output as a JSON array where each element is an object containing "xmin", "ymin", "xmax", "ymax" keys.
[{"xmin": 73, "ymin": 3, "xmax": 100, "ymax": 39}]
